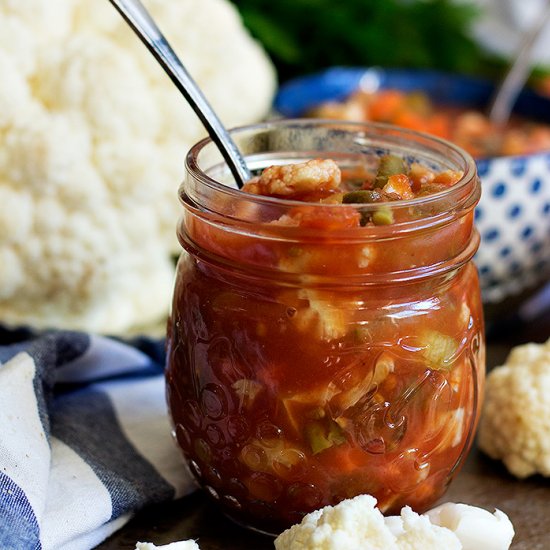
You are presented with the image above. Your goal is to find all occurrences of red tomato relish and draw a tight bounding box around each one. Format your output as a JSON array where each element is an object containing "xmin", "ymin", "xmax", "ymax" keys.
[
  {"xmin": 166, "ymin": 154, "xmax": 484, "ymax": 534},
  {"xmin": 312, "ymin": 89, "xmax": 550, "ymax": 158}
]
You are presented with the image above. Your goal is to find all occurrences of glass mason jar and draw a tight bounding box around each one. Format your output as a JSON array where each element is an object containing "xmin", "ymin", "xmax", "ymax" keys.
[{"xmin": 166, "ymin": 120, "xmax": 485, "ymax": 535}]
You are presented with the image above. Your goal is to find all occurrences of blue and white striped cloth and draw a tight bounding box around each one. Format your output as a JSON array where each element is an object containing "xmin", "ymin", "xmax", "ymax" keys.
[{"xmin": 0, "ymin": 327, "xmax": 196, "ymax": 550}]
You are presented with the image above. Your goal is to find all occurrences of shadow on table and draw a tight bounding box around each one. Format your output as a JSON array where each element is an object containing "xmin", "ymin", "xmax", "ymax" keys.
[{"xmin": 99, "ymin": 491, "xmax": 273, "ymax": 550}]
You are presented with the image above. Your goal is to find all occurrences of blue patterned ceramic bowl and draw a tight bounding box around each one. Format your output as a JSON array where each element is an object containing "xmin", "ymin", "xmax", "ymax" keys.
[{"xmin": 274, "ymin": 67, "xmax": 550, "ymax": 304}]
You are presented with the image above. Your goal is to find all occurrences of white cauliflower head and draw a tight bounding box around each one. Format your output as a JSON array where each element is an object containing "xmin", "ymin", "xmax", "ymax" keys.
[
  {"xmin": 0, "ymin": 0, "xmax": 275, "ymax": 333},
  {"xmin": 478, "ymin": 339, "xmax": 550, "ymax": 478}
]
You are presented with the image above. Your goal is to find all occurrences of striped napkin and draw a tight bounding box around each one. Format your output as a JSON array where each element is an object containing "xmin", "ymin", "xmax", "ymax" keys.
[{"xmin": 0, "ymin": 326, "xmax": 196, "ymax": 550}]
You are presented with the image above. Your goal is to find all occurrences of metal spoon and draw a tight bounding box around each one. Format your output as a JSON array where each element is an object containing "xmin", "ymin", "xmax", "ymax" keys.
[
  {"xmin": 487, "ymin": 0, "xmax": 550, "ymax": 126},
  {"xmin": 108, "ymin": 0, "xmax": 251, "ymax": 188}
]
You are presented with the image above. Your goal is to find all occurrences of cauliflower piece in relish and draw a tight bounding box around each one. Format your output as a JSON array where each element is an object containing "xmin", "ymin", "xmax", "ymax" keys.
[
  {"xmin": 243, "ymin": 159, "xmax": 341, "ymax": 197},
  {"xmin": 478, "ymin": 339, "xmax": 550, "ymax": 478}
]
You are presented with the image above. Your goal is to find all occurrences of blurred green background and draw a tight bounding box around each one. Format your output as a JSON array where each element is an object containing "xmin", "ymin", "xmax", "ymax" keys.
[{"xmin": 230, "ymin": 0, "xmax": 550, "ymax": 84}]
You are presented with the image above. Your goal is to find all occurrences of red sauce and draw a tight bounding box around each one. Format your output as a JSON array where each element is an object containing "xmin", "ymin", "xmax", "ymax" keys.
[{"xmin": 166, "ymin": 153, "xmax": 484, "ymax": 534}]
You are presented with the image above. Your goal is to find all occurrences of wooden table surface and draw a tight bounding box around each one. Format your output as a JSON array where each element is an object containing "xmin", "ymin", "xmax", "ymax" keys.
[
  {"xmin": 98, "ymin": 311, "xmax": 550, "ymax": 550},
  {"xmin": 98, "ymin": 447, "xmax": 550, "ymax": 549}
]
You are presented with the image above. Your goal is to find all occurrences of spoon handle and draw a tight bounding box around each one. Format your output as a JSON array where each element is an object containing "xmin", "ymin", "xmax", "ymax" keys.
[
  {"xmin": 108, "ymin": 0, "xmax": 251, "ymax": 187},
  {"xmin": 488, "ymin": 1, "xmax": 550, "ymax": 127}
]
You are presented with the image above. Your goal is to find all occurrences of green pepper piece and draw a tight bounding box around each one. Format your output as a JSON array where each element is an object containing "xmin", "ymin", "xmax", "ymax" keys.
[
  {"xmin": 342, "ymin": 190, "xmax": 382, "ymax": 204},
  {"xmin": 372, "ymin": 207, "xmax": 394, "ymax": 225},
  {"xmin": 343, "ymin": 190, "xmax": 382, "ymax": 226},
  {"xmin": 305, "ymin": 422, "xmax": 332, "ymax": 454},
  {"xmin": 305, "ymin": 419, "xmax": 346, "ymax": 455},
  {"xmin": 374, "ymin": 154, "xmax": 407, "ymax": 188}
]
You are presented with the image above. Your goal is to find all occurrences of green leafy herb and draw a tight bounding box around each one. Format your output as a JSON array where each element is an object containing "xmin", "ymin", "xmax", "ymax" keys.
[
  {"xmin": 231, "ymin": 0, "xmax": 491, "ymax": 81},
  {"xmin": 342, "ymin": 190, "xmax": 381, "ymax": 204}
]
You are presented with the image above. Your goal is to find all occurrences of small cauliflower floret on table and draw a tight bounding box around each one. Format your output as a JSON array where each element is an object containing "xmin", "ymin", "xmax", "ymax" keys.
[
  {"xmin": 243, "ymin": 159, "xmax": 341, "ymax": 197},
  {"xmin": 135, "ymin": 541, "xmax": 200, "ymax": 550},
  {"xmin": 425, "ymin": 502, "xmax": 515, "ymax": 550},
  {"xmin": 274, "ymin": 494, "xmax": 399, "ymax": 550},
  {"xmin": 386, "ymin": 506, "xmax": 461, "ymax": 550},
  {"xmin": 478, "ymin": 339, "xmax": 550, "ymax": 478}
]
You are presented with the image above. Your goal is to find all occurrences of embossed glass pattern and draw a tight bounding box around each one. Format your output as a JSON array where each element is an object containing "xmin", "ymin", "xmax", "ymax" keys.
[{"xmin": 166, "ymin": 120, "xmax": 485, "ymax": 535}]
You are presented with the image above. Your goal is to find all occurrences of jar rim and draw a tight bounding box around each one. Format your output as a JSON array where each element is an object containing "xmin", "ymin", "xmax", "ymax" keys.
[
  {"xmin": 181, "ymin": 120, "xmax": 480, "ymax": 282},
  {"xmin": 185, "ymin": 119, "xmax": 479, "ymax": 214}
]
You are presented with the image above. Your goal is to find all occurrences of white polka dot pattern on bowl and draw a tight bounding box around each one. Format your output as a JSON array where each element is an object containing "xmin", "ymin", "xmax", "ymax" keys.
[{"xmin": 474, "ymin": 152, "xmax": 550, "ymax": 303}]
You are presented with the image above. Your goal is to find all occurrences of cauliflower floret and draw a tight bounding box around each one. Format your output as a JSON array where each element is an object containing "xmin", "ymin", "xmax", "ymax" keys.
[
  {"xmin": 426, "ymin": 502, "xmax": 514, "ymax": 550},
  {"xmin": 135, "ymin": 542, "xmax": 200, "ymax": 550},
  {"xmin": 478, "ymin": 339, "xmax": 550, "ymax": 478},
  {"xmin": 294, "ymin": 289, "xmax": 348, "ymax": 341},
  {"xmin": 358, "ymin": 245, "xmax": 376, "ymax": 268},
  {"xmin": 388, "ymin": 506, "xmax": 461, "ymax": 550},
  {"xmin": 275, "ymin": 495, "xmax": 515, "ymax": 550},
  {"xmin": 274, "ymin": 494, "xmax": 398, "ymax": 550},
  {"xmin": 0, "ymin": 0, "xmax": 275, "ymax": 333},
  {"xmin": 244, "ymin": 159, "xmax": 341, "ymax": 196}
]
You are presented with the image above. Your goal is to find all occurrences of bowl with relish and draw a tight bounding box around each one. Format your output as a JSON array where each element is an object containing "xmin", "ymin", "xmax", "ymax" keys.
[{"xmin": 274, "ymin": 68, "xmax": 550, "ymax": 305}]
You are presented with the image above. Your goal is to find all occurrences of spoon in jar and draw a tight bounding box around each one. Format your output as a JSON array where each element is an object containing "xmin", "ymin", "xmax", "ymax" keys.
[
  {"xmin": 487, "ymin": 0, "xmax": 550, "ymax": 127},
  {"xmin": 108, "ymin": 0, "xmax": 251, "ymax": 188}
]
